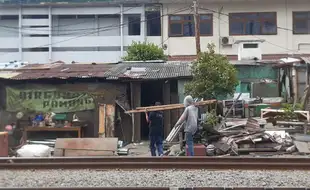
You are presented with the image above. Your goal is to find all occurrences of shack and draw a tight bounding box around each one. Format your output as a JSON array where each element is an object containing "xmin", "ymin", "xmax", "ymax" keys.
[
  {"xmin": 104, "ymin": 61, "xmax": 192, "ymax": 142},
  {"xmin": 0, "ymin": 62, "xmax": 126, "ymax": 146},
  {"xmin": 0, "ymin": 61, "xmax": 192, "ymax": 144}
]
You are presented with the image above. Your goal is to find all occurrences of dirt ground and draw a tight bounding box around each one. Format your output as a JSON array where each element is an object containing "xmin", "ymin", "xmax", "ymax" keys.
[{"xmin": 124, "ymin": 141, "xmax": 152, "ymax": 156}]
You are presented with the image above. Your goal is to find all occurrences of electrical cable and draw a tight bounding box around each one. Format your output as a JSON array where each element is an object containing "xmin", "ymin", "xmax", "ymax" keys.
[
  {"xmin": 0, "ymin": 5, "xmax": 192, "ymax": 57},
  {"xmin": 154, "ymin": 8, "xmax": 194, "ymax": 51},
  {"xmin": 0, "ymin": 6, "xmax": 137, "ymax": 32},
  {"xmin": 198, "ymin": 6, "xmax": 300, "ymax": 53}
]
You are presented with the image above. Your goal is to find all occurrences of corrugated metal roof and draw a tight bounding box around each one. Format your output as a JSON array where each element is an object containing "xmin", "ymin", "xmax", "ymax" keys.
[
  {"xmin": 10, "ymin": 63, "xmax": 114, "ymax": 80},
  {"xmin": 104, "ymin": 61, "xmax": 192, "ymax": 80},
  {"xmin": 0, "ymin": 61, "xmax": 192, "ymax": 80}
]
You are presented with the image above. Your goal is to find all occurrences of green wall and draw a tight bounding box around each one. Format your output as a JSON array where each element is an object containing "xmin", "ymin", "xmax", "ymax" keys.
[
  {"xmin": 235, "ymin": 65, "xmax": 278, "ymax": 94},
  {"xmin": 177, "ymin": 65, "xmax": 279, "ymax": 100},
  {"xmin": 236, "ymin": 65, "xmax": 277, "ymax": 81}
]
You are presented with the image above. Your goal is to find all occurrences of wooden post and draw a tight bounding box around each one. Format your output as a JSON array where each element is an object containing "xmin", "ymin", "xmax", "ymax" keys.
[
  {"xmin": 292, "ymin": 66, "xmax": 298, "ymax": 105},
  {"xmin": 163, "ymin": 82, "xmax": 171, "ymax": 138},
  {"xmin": 306, "ymin": 63, "xmax": 309, "ymax": 86},
  {"xmin": 304, "ymin": 121, "xmax": 308, "ymax": 134},
  {"xmin": 193, "ymin": 0, "xmax": 201, "ymax": 56},
  {"xmin": 130, "ymin": 82, "xmax": 141, "ymax": 142}
]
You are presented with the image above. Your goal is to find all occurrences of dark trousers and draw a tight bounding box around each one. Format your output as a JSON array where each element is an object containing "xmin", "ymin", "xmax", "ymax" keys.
[{"xmin": 149, "ymin": 135, "xmax": 163, "ymax": 156}]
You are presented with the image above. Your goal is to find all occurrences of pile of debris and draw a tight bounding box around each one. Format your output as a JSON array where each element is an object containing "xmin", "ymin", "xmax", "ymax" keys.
[
  {"xmin": 206, "ymin": 118, "xmax": 295, "ymax": 156},
  {"xmin": 166, "ymin": 118, "xmax": 310, "ymax": 156}
]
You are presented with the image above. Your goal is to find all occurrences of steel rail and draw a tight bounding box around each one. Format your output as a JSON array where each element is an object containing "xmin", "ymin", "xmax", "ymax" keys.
[
  {"xmin": 2, "ymin": 161, "xmax": 310, "ymax": 170},
  {"xmin": 0, "ymin": 187, "xmax": 309, "ymax": 190},
  {"xmin": 2, "ymin": 157, "xmax": 310, "ymax": 170},
  {"xmin": 1, "ymin": 156, "xmax": 310, "ymax": 163}
]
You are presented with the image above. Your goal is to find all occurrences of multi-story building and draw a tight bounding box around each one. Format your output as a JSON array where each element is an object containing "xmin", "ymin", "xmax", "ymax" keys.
[
  {"xmin": 0, "ymin": 0, "xmax": 310, "ymax": 63},
  {"xmin": 163, "ymin": 0, "xmax": 310, "ymax": 61},
  {"xmin": 0, "ymin": 0, "xmax": 162, "ymax": 63}
]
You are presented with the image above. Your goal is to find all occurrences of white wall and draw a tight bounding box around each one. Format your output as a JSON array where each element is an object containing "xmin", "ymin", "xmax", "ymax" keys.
[{"xmin": 162, "ymin": 0, "xmax": 310, "ymax": 57}]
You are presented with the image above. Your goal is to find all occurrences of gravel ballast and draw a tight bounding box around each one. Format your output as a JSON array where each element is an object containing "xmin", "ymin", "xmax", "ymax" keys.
[{"xmin": 1, "ymin": 169, "xmax": 309, "ymax": 187}]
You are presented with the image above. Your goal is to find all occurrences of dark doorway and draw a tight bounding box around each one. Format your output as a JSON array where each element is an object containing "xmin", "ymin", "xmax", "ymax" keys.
[{"xmin": 140, "ymin": 81, "xmax": 163, "ymax": 140}]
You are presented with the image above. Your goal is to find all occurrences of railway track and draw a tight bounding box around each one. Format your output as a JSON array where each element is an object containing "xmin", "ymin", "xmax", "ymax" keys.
[
  {"xmin": 2, "ymin": 156, "xmax": 310, "ymax": 170},
  {"xmin": 1, "ymin": 187, "xmax": 310, "ymax": 190}
]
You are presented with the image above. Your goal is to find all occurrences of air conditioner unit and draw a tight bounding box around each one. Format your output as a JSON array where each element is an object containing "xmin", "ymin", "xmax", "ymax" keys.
[
  {"xmin": 221, "ymin": 36, "xmax": 234, "ymax": 45},
  {"xmin": 238, "ymin": 42, "xmax": 262, "ymax": 61}
]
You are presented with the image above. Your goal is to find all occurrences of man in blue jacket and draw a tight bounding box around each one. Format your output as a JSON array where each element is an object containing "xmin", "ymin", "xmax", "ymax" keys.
[{"xmin": 145, "ymin": 102, "xmax": 164, "ymax": 156}]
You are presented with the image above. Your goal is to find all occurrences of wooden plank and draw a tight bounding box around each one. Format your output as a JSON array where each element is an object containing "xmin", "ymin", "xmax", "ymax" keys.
[
  {"xmin": 98, "ymin": 105, "xmax": 105, "ymax": 135},
  {"xmin": 63, "ymin": 150, "xmax": 115, "ymax": 157},
  {"xmin": 261, "ymin": 108, "xmax": 310, "ymax": 122},
  {"xmin": 105, "ymin": 104, "xmax": 115, "ymax": 137},
  {"xmin": 126, "ymin": 99, "xmax": 217, "ymax": 114},
  {"xmin": 54, "ymin": 138, "xmax": 118, "ymax": 157},
  {"xmin": 136, "ymin": 103, "xmax": 182, "ymax": 110}
]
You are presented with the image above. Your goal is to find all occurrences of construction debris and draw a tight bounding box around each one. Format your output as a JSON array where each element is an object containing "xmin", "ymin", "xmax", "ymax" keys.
[{"xmin": 166, "ymin": 117, "xmax": 310, "ymax": 156}]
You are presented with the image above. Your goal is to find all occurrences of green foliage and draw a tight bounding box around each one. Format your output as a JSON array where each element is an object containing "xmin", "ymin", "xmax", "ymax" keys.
[
  {"xmin": 184, "ymin": 43, "xmax": 239, "ymax": 99},
  {"xmin": 122, "ymin": 41, "xmax": 167, "ymax": 61},
  {"xmin": 205, "ymin": 109, "xmax": 218, "ymax": 127},
  {"xmin": 280, "ymin": 103, "xmax": 303, "ymax": 120}
]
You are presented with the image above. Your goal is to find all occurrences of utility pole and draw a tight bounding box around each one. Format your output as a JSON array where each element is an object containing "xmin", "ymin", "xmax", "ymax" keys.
[{"xmin": 193, "ymin": 0, "xmax": 201, "ymax": 56}]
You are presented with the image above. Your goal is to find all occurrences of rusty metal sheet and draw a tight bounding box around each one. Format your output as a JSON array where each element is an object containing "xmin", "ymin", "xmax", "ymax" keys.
[{"xmin": 10, "ymin": 63, "xmax": 114, "ymax": 80}]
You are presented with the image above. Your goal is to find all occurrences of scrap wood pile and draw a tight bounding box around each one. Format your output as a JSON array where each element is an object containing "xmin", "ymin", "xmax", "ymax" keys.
[
  {"xmin": 202, "ymin": 117, "xmax": 310, "ymax": 156},
  {"xmin": 203, "ymin": 118, "xmax": 295, "ymax": 156},
  {"xmin": 168, "ymin": 118, "xmax": 310, "ymax": 156}
]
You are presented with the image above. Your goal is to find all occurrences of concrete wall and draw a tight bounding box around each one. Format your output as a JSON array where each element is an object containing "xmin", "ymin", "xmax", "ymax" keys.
[{"xmin": 162, "ymin": 0, "xmax": 310, "ymax": 57}]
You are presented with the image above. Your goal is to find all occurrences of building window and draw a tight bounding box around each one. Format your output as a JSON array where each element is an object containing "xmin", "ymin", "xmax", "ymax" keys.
[
  {"xmin": 243, "ymin": 43, "xmax": 258, "ymax": 48},
  {"xmin": 128, "ymin": 15, "xmax": 141, "ymax": 36},
  {"xmin": 22, "ymin": 15, "xmax": 49, "ymax": 19},
  {"xmin": 293, "ymin": 12, "xmax": 310, "ymax": 34},
  {"xmin": 147, "ymin": 11, "xmax": 161, "ymax": 36},
  {"xmin": 0, "ymin": 15, "xmax": 18, "ymax": 20},
  {"xmin": 229, "ymin": 12, "xmax": 277, "ymax": 35},
  {"xmin": 22, "ymin": 47, "xmax": 49, "ymax": 52},
  {"xmin": 169, "ymin": 14, "xmax": 213, "ymax": 37}
]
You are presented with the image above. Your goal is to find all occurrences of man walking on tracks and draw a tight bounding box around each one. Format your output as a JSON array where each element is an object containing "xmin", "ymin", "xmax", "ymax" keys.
[
  {"xmin": 145, "ymin": 102, "xmax": 164, "ymax": 156},
  {"xmin": 174, "ymin": 95, "xmax": 198, "ymax": 156}
]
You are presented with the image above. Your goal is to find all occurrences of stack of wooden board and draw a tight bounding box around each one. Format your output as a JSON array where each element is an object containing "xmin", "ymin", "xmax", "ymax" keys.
[{"xmin": 125, "ymin": 99, "xmax": 217, "ymax": 114}]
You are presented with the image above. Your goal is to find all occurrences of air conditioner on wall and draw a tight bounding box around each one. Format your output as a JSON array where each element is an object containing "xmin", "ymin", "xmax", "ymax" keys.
[
  {"xmin": 220, "ymin": 36, "xmax": 234, "ymax": 45},
  {"xmin": 238, "ymin": 42, "xmax": 262, "ymax": 61}
]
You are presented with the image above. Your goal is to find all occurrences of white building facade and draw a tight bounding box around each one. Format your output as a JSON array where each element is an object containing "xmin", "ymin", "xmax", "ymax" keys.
[
  {"xmin": 0, "ymin": 0, "xmax": 310, "ymax": 63},
  {"xmin": 163, "ymin": 0, "xmax": 310, "ymax": 60},
  {"xmin": 0, "ymin": 0, "xmax": 162, "ymax": 63}
]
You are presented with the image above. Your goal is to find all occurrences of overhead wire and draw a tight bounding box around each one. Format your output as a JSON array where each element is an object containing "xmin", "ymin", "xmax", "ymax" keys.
[
  {"xmin": 153, "ymin": 5, "xmax": 299, "ymax": 57},
  {"xmin": 0, "ymin": 6, "xmax": 137, "ymax": 32},
  {"xmin": 154, "ymin": 7, "xmax": 195, "ymax": 51},
  {"xmin": 198, "ymin": 6, "xmax": 300, "ymax": 54},
  {"xmin": 0, "ymin": 5, "xmax": 192, "ymax": 57}
]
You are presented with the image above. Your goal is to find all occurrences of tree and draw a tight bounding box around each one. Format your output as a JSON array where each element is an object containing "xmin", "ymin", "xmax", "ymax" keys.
[
  {"xmin": 123, "ymin": 41, "xmax": 167, "ymax": 61},
  {"xmin": 185, "ymin": 43, "xmax": 238, "ymax": 99}
]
